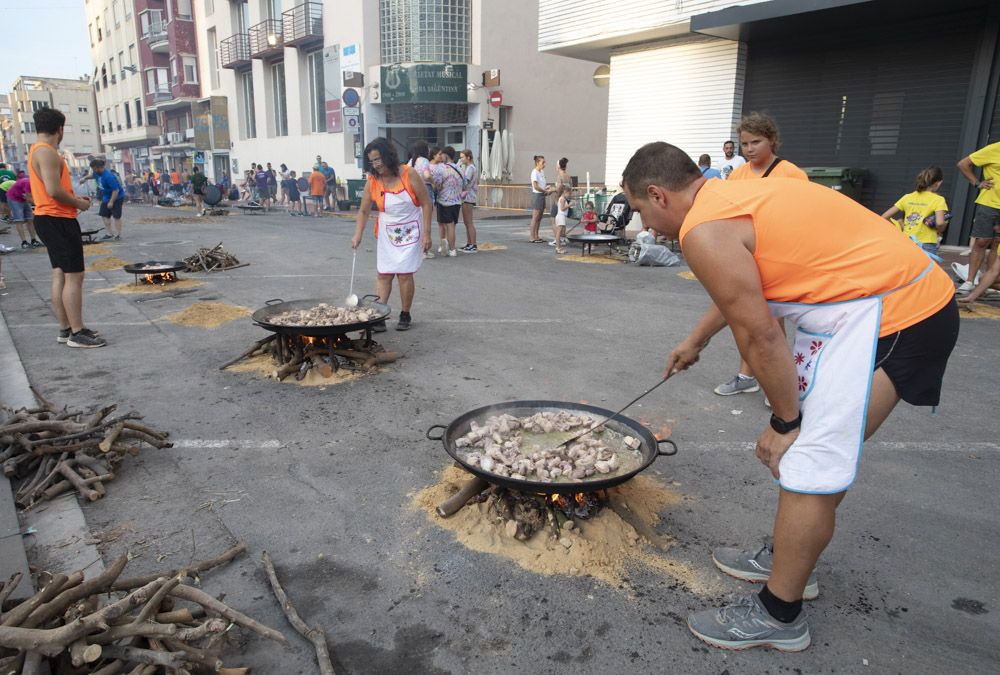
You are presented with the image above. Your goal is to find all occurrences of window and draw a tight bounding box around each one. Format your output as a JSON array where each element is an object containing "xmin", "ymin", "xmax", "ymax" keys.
[
  {"xmin": 380, "ymin": 0, "xmax": 471, "ymax": 64},
  {"xmin": 170, "ymin": 59, "xmax": 178, "ymax": 85},
  {"xmin": 264, "ymin": 0, "xmax": 281, "ymax": 20},
  {"xmin": 177, "ymin": 0, "xmax": 192, "ymax": 20},
  {"xmin": 78, "ymin": 105, "xmax": 88, "ymax": 113},
  {"xmin": 183, "ymin": 56, "xmax": 198, "ymax": 84},
  {"xmin": 124, "ymin": 104, "xmax": 131, "ymax": 129},
  {"xmin": 240, "ymin": 71, "xmax": 256, "ymax": 139},
  {"xmin": 147, "ymin": 110, "xmax": 158, "ymax": 126},
  {"xmin": 208, "ymin": 29, "xmax": 220, "ymax": 89},
  {"xmin": 58, "ymin": 103, "xmax": 70, "ymax": 113},
  {"xmin": 103, "ymin": 9, "xmax": 109, "ymax": 35},
  {"xmin": 206, "ymin": 0, "xmax": 214, "ymax": 16},
  {"xmin": 271, "ymin": 61, "xmax": 287, "ymax": 136},
  {"xmin": 109, "ymin": 57, "xmax": 116, "ymax": 83},
  {"xmin": 118, "ymin": 51, "xmax": 125, "ymax": 77},
  {"xmin": 81, "ymin": 126, "xmax": 91, "ymax": 134},
  {"xmin": 114, "ymin": 106, "xmax": 121, "ymax": 131},
  {"xmin": 31, "ymin": 101, "xmax": 45, "ymax": 112},
  {"xmin": 112, "ymin": 0, "xmax": 121, "ymax": 26},
  {"xmin": 99, "ymin": 110, "xmax": 105, "ymax": 133},
  {"xmin": 128, "ymin": 44, "xmax": 136, "ymax": 68},
  {"xmin": 307, "ymin": 50, "xmax": 326, "ymax": 133},
  {"xmin": 97, "ymin": 21, "xmax": 102, "ymax": 41},
  {"xmin": 135, "ymin": 99, "xmax": 142, "ymax": 127},
  {"xmin": 88, "ymin": 23, "xmax": 94, "ymax": 46},
  {"xmin": 64, "ymin": 124, "xmax": 74, "ymax": 133},
  {"xmin": 124, "ymin": 1, "xmax": 131, "ymax": 19}
]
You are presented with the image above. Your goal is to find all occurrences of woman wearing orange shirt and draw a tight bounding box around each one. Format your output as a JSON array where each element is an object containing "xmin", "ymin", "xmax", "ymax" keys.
[{"xmin": 715, "ymin": 113, "xmax": 808, "ymax": 399}]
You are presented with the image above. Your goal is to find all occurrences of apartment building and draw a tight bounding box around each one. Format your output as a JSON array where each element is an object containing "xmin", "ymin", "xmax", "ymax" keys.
[
  {"xmin": 0, "ymin": 103, "xmax": 16, "ymax": 168},
  {"xmin": 86, "ymin": 0, "xmax": 161, "ymax": 175},
  {"xmin": 196, "ymin": 0, "xmax": 608, "ymax": 184},
  {"xmin": 7, "ymin": 77, "xmax": 101, "ymax": 174},
  {"xmin": 538, "ymin": 0, "xmax": 1000, "ymax": 244}
]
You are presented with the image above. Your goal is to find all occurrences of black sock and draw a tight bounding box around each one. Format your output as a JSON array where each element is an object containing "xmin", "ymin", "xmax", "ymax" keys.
[
  {"xmin": 399, "ymin": 311, "xmax": 411, "ymax": 319},
  {"xmin": 758, "ymin": 584, "xmax": 802, "ymax": 623}
]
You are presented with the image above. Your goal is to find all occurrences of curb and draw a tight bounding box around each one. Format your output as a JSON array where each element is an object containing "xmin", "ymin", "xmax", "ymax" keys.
[{"xmin": 0, "ymin": 301, "xmax": 104, "ymax": 595}]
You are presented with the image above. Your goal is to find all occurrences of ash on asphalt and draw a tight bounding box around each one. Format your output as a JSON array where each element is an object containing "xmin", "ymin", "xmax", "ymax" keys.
[{"xmin": 0, "ymin": 205, "xmax": 997, "ymax": 673}]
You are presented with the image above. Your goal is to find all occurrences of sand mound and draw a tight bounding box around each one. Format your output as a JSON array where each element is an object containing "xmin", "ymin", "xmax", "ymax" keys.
[
  {"xmin": 410, "ymin": 465, "xmax": 719, "ymax": 593},
  {"xmin": 160, "ymin": 301, "xmax": 250, "ymax": 328},
  {"xmin": 557, "ymin": 253, "xmax": 620, "ymax": 265},
  {"xmin": 135, "ymin": 215, "xmax": 193, "ymax": 224},
  {"xmin": 86, "ymin": 256, "xmax": 129, "ymax": 272},
  {"xmin": 94, "ymin": 279, "xmax": 203, "ymax": 295},
  {"xmin": 959, "ymin": 302, "xmax": 1000, "ymax": 320},
  {"xmin": 476, "ymin": 242, "xmax": 507, "ymax": 252},
  {"xmin": 677, "ymin": 270, "xmax": 698, "ymax": 281},
  {"xmin": 83, "ymin": 244, "xmax": 113, "ymax": 255},
  {"xmin": 225, "ymin": 353, "xmax": 367, "ymax": 387}
]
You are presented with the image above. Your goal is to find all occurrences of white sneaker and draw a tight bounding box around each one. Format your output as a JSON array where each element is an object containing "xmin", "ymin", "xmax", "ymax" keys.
[
  {"xmin": 447, "ymin": 249, "xmax": 457, "ymax": 257},
  {"xmin": 548, "ymin": 240, "xmax": 556, "ymax": 246},
  {"xmin": 951, "ymin": 262, "xmax": 968, "ymax": 282},
  {"xmin": 424, "ymin": 251, "xmax": 435, "ymax": 259},
  {"xmin": 437, "ymin": 245, "xmax": 446, "ymax": 255},
  {"xmin": 956, "ymin": 281, "xmax": 975, "ymax": 294}
]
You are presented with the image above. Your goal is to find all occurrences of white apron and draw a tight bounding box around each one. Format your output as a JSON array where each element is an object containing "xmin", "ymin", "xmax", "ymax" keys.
[
  {"xmin": 768, "ymin": 262, "xmax": 935, "ymax": 494},
  {"xmin": 376, "ymin": 187, "xmax": 423, "ymax": 275}
]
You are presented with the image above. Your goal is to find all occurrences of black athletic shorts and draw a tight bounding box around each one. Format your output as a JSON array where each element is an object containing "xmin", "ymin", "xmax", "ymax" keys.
[
  {"xmin": 34, "ymin": 215, "xmax": 84, "ymax": 273},
  {"xmin": 436, "ymin": 203, "xmax": 461, "ymax": 224},
  {"xmin": 0, "ymin": 190, "xmax": 7, "ymax": 203},
  {"xmin": 874, "ymin": 298, "xmax": 959, "ymax": 406},
  {"xmin": 99, "ymin": 200, "xmax": 123, "ymax": 219}
]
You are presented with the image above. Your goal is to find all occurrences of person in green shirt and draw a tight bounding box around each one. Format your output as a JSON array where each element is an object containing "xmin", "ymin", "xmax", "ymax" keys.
[
  {"xmin": 190, "ymin": 166, "xmax": 209, "ymax": 216},
  {"xmin": 0, "ymin": 164, "xmax": 15, "ymax": 221}
]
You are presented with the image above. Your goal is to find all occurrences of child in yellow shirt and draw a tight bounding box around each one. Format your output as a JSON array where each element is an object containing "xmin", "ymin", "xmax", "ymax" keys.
[{"xmin": 881, "ymin": 166, "xmax": 949, "ymax": 255}]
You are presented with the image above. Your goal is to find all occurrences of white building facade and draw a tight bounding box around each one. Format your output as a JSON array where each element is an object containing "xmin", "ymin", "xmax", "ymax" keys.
[
  {"xmin": 196, "ymin": 0, "xmax": 609, "ymax": 189},
  {"xmin": 7, "ymin": 77, "xmax": 102, "ymax": 174}
]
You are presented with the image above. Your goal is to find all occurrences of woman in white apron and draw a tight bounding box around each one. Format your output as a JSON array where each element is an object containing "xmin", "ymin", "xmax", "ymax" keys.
[{"xmin": 351, "ymin": 138, "xmax": 432, "ymax": 331}]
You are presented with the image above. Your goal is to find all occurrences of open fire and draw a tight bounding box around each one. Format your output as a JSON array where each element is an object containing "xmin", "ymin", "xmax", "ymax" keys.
[
  {"xmin": 471, "ymin": 486, "xmax": 608, "ymax": 541},
  {"xmin": 222, "ymin": 331, "xmax": 402, "ymax": 381},
  {"xmin": 142, "ymin": 271, "xmax": 178, "ymax": 285}
]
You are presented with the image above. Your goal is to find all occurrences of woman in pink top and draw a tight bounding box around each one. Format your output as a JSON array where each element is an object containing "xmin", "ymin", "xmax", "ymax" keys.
[{"xmin": 7, "ymin": 176, "xmax": 40, "ymax": 247}]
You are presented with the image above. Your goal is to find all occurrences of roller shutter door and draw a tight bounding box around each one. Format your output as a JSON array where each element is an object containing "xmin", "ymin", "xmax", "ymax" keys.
[{"xmin": 741, "ymin": 8, "xmax": 984, "ymax": 212}]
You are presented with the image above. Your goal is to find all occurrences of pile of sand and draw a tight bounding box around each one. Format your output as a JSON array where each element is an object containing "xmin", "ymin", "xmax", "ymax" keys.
[
  {"xmin": 225, "ymin": 353, "xmax": 367, "ymax": 387},
  {"xmin": 83, "ymin": 244, "xmax": 113, "ymax": 255},
  {"xmin": 94, "ymin": 279, "xmax": 203, "ymax": 295},
  {"xmin": 557, "ymin": 253, "xmax": 620, "ymax": 265},
  {"xmin": 959, "ymin": 303, "xmax": 1000, "ymax": 320},
  {"xmin": 677, "ymin": 270, "xmax": 698, "ymax": 281},
  {"xmin": 135, "ymin": 215, "xmax": 193, "ymax": 224},
  {"xmin": 476, "ymin": 242, "xmax": 507, "ymax": 252},
  {"xmin": 160, "ymin": 301, "xmax": 250, "ymax": 328},
  {"xmin": 410, "ymin": 465, "xmax": 719, "ymax": 593},
  {"xmin": 86, "ymin": 256, "xmax": 129, "ymax": 272}
]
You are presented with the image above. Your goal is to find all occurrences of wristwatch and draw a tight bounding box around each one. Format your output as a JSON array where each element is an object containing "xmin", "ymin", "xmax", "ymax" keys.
[{"xmin": 770, "ymin": 411, "xmax": 802, "ymax": 434}]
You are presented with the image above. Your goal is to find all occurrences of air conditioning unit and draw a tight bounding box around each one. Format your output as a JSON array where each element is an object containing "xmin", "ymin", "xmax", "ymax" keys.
[
  {"xmin": 158, "ymin": 134, "xmax": 167, "ymax": 145},
  {"xmin": 120, "ymin": 70, "xmax": 126, "ymax": 80},
  {"xmin": 184, "ymin": 128, "xmax": 195, "ymax": 139},
  {"xmin": 167, "ymin": 132, "xmax": 183, "ymax": 144}
]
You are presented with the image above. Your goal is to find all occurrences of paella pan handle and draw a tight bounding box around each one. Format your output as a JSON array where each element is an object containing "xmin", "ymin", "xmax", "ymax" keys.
[
  {"xmin": 426, "ymin": 424, "xmax": 447, "ymax": 441},
  {"xmin": 656, "ymin": 438, "xmax": 678, "ymax": 456},
  {"xmin": 361, "ymin": 293, "xmax": 381, "ymax": 301},
  {"xmin": 265, "ymin": 298, "xmax": 284, "ymax": 306}
]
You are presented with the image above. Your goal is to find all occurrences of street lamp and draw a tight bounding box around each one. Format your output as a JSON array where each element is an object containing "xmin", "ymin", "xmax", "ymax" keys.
[{"xmin": 266, "ymin": 33, "xmax": 278, "ymax": 47}]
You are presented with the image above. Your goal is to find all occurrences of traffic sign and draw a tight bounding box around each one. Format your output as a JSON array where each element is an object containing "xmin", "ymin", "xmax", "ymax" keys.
[
  {"xmin": 343, "ymin": 106, "xmax": 360, "ymax": 117},
  {"xmin": 347, "ymin": 116, "xmax": 359, "ymax": 130},
  {"xmin": 342, "ymin": 87, "xmax": 360, "ymax": 107},
  {"xmin": 489, "ymin": 90, "xmax": 503, "ymax": 108}
]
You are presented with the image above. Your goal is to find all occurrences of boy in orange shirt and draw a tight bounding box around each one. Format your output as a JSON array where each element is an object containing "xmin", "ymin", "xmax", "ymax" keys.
[{"xmin": 308, "ymin": 165, "xmax": 326, "ymax": 218}]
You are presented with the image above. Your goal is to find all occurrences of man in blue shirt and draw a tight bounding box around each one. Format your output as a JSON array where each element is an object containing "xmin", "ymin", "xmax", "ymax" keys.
[
  {"xmin": 698, "ymin": 154, "xmax": 722, "ymax": 180},
  {"xmin": 91, "ymin": 159, "xmax": 124, "ymax": 240}
]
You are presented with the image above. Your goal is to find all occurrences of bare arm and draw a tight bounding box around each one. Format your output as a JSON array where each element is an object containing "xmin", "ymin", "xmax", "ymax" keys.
[
  {"xmin": 664, "ymin": 302, "xmax": 728, "ymax": 376},
  {"xmin": 108, "ymin": 189, "xmax": 120, "ymax": 206},
  {"xmin": 958, "ymin": 254, "xmax": 1000, "ymax": 304},
  {"xmin": 881, "ymin": 205, "xmax": 901, "ymax": 222},
  {"xmin": 351, "ymin": 182, "xmax": 372, "ymax": 249},
  {"xmin": 958, "ymin": 156, "xmax": 993, "ymax": 191},
  {"xmin": 33, "ymin": 147, "xmax": 89, "ymax": 210},
  {"xmin": 934, "ymin": 209, "xmax": 948, "ymax": 231}
]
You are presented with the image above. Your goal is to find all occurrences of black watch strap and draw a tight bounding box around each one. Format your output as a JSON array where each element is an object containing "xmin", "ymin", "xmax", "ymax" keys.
[{"xmin": 770, "ymin": 411, "xmax": 802, "ymax": 434}]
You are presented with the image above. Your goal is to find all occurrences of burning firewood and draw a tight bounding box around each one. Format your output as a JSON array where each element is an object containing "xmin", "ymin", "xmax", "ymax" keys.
[
  {"xmin": 220, "ymin": 333, "xmax": 402, "ymax": 380},
  {"xmin": 0, "ymin": 542, "xmax": 284, "ymax": 672},
  {"xmin": 183, "ymin": 242, "xmax": 247, "ymax": 273},
  {"xmin": 0, "ymin": 393, "xmax": 172, "ymax": 510}
]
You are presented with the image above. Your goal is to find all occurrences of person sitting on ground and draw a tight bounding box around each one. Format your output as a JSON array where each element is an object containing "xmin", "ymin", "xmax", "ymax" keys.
[
  {"xmin": 190, "ymin": 166, "xmax": 208, "ymax": 216},
  {"xmin": 581, "ymin": 200, "xmax": 598, "ymax": 233},
  {"xmin": 881, "ymin": 167, "xmax": 948, "ymax": 256},
  {"xmin": 698, "ymin": 154, "xmax": 722, "ymax": 179},
  {"xmin": 553, "ymin": 186, "xmax": 572, "ymax": 255},
  {"xmin": 308, "ymin": 165, "xmax": 326, "ymax": 217},
  {"xmin": 5, "ymin": 175, "xmax": 41, "ymax": 248}
]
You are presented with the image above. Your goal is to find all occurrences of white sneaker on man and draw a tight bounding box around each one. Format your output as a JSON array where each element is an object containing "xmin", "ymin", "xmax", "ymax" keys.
[{"xmin": 956, "ymin": 281, "xmax": 975, "ymax": 294}]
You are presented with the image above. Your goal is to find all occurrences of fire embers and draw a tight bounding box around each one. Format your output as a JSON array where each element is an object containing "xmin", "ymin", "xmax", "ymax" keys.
[
  {"xmin": 223, "ymin": 332, "xmax": 402, "ymax": 382},
  {"xmin": 457, "ymin": 411, "xmax": 642, "ymax": 483},
  {"xmin": 142, "ymin": 271, "xmax": 178, "ymax": 285},
  {"xmin": 475, "ymin": 486, "xmax": 608, "ymax": 542}
]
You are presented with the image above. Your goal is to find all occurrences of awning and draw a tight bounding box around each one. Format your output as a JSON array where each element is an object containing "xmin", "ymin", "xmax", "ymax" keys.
[{"xmin": 691, "ymin": 0, "xmax": 872, "ymax": 40}]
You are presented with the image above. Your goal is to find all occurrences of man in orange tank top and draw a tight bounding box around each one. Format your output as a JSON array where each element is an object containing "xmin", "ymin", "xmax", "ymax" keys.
[
  {"xmin": 28, "ymin": 107, "xmax": 105, "ymax": 348},
  {"xmin": 622, "ymin": 142, "xmax": 957, "ymax": 652}
]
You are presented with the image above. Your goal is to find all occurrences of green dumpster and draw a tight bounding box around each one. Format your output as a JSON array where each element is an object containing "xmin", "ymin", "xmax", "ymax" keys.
[
  {"xmin": 346, "ymin": 179, "xmax": 367, "ymax": 208},
  {"xmin": 804, "ymin": 167, "xmax": 867, "ymax": 202}
]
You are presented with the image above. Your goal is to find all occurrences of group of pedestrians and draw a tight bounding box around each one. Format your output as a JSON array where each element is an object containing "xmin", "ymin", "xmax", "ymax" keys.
[
  {"xmin": 240, "ymin": 158, "xmax": 340, "ymax": 216},
  {"xmin": 407, "ymin": 140, "xmax": 479, "ymax": 257}
]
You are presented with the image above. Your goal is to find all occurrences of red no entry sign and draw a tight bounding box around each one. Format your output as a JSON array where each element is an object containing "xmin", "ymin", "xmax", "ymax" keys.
[{"xmin": 489, "ymin": 90, "xmax": 502, "ymax": 107}]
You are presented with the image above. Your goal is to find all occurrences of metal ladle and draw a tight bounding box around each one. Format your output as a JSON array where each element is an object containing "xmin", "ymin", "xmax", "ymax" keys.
[{"xmin": 345, "ymin": 248, "xmax": 359, "ymax": 307}]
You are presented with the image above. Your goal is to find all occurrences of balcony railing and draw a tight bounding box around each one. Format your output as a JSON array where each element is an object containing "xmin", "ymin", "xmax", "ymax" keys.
[
  {"xmin": 282, "ymin": 1, "xmax": 322, "ymax": 48},
  {"xmin": 143, "ymin": 20, "xmax": 169, "ymax": 51},
  {"xmin": 221, "ymin": 34, "xmax": 251, "ymax": 69},
  {"xmin": 151, "ymin": 88, "xmax": 172, "ymax": 103},
  {"xmin": 249, "ymin": 19, "xmax": 283, "ymax": 59}
]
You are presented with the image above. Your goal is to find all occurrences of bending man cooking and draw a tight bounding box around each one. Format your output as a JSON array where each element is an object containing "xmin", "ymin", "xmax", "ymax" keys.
[{"xmin": 621, "ymin": 142, "xmax": 958, "ymax": 652}]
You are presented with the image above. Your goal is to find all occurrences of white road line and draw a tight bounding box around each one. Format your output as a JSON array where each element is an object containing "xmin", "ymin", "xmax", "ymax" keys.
[
  {"xmin": 8, "ymin": 322, "xmax": 155, "ymax": 328},
  {"xmin": 171, "ymin": 439, "xmax": 283, "ymax": 449},
  {"xmin": 435, "ymin": 318, "xmax": 560, "ymax": 324},
  {"xmin": 680, "ymin": 441, "xmax": 1000, "ymax": 453}
]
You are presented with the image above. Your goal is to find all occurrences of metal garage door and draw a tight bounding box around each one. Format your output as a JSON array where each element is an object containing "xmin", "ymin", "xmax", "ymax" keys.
[{"xmin": 741, "ymin": 8, "xmax": 985, "ymax": 214}]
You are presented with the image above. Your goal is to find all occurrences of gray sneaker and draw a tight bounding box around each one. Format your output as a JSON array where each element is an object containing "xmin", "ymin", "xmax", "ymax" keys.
[
  {"xmin": 714, "ymin": 374, "xmax": 760, "ymax": 396},
  {"xmin": 713, "ymin": 545, "xmax": 819, "ymax": 600},
  {"xmin": 67, "ymin": 330, "xmax": 107, "ymax": 348},
  {"xmin": 688, "ymin": 593, "xmax": 810, "ymax": 652}
]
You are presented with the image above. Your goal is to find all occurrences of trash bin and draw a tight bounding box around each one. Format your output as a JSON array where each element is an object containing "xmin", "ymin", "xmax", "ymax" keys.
[
  {"xmin": 346, "ymin": 179, "xmax": 367, "ymax": 208},
  {"xmin": 804, "ymin": 167, "xmax": 867, "ymax": 202}
]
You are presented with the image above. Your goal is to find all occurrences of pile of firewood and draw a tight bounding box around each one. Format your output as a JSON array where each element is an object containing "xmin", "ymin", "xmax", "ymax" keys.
[
  {"xmin": 1, "ymin": 394, "xmax": 172, "ymax": 509},
  {"xmin": 183, "ymin": 243, "xmax": 247, "ymax": 273},
  {"xmin": 221, "ymin": 334, "xmax": 401, "ymax": 381},
  {"xmin": 0, "ymin": 542, "xmax": 286, "ymax": 673}
]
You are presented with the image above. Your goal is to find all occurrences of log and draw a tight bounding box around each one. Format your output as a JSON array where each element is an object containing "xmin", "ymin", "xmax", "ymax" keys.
[
  {"xmin": 169, "ymin": 586, "xmax": 287, "ymax": 644},
  {"xmin": 273, "ymin": 358, "xmax": 304, "ymax": 381},
  {"xmin": 220, "ymin": 335, "xmax": 276, "ymax": 370},
  {"xmin": 111, "ymin": 543, "xmax": 246, "ymax": 592},
  {"xmin": 29, "ymin": 385, "xmax": 56, "ymax": 412},
  {"xmin": 23, "ymin": 554, "xmax": 128, "ymax": 629},
  {"xmin": 261, "ymin": 551, "xmax": 336, "ymax": 675},
  {"xmin": 108, "ymin": 607, "xmax": 198, "ymax": 627},
  {"xmin": 69, "ymin": 639, "xmax": 102, "ymax": 666},
  {"xmin": 100, "ymin": 645, "xmax": 188, "ymax": 670},
  {"xmin": 120, "ymin": 421, "xmax": 168, "ymax": 442},
  {"xmin": 162, "ymin": 635, "xmax": 226, "ymax": 669},
  {"xmin": 0, "ymin": 573, "xmax": 23, "ymax": 610},
  {"xmin": 99, "ymin": 422, "xmax": 126, "ymax": 453},
  {"xmin": 57, "ymin": 462, "xmax": 101, "ymax": 501},
  {"xmin": 436, "ymin": 476, "xmax": 489, "ymax": 518},
  {"xmin": 2, "ymin": 573, "xmax": 71, "ymax": 626},
  {"xmin": 41, "ymin": 473, "xmax": 113, "ymax": 502}
]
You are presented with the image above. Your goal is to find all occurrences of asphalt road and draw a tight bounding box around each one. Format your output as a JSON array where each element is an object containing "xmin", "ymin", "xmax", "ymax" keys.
[{"xmin": 0, "ymin": 204, "xmax": 997, "ymax": 674}]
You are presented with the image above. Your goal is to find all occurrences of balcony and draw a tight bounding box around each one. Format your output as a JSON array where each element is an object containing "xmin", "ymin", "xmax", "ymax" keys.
[
  {"xmin": 143, "ymin": 20, "xmax": 169, "ymax": 52},
  {"xmin": 282, "ymin": 1, "xmax": 322, "ymax": 48},
  {"xmin": 151, "ymin": 88, "xmax": 172, "ymax": 103},
  {"xmin": 221, "ymin": 34, "xmax": 251, "ymax": 70},
  {"xmin": 249, "ymin": 19, "xmax": 283, "ymax": 59}
]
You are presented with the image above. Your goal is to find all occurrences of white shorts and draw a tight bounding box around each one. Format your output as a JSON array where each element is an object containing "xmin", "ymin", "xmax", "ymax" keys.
[{"xmin": 555, "ymin": 213, "xmax": 567, "ymax": 227}]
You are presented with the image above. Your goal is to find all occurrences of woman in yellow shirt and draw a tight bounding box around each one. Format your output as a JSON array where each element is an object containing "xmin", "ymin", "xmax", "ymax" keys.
[{"xmin": 881, "ymin": 167, "xmax": 949, "ymax": 255}]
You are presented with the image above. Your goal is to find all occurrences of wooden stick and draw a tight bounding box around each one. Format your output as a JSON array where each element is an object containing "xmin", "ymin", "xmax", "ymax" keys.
[
  {"xmin": 100, "ymin": 645, "xmax": 189, "ymax": 670},
  {"xmin": 169, "ymin": 585, "xmax": 287, "ymax": 644},
  {"xmin": 261, "ymin": 551, "xmax": 336, "ymax": 675},
  {"xmin": 111, "ymin": 542, "xmax": 246, "ymax": 591},
  {"xmin": 0, "ymin": 573, "xmax": 22, "ymax": 610},
  {"xmin": 99, "ymin": 422, "xmax": 126, "ymax": 453},
  {"xmin": 2, "ymin": 573, "xmax": 70, "ymax": 627},
  {"xmin": 23, "ymin": 554, "xmax": 128, "ymax": 629},
  {"xmin": 57, "ymin": 462, "xmax": 101, "ymax": 501},
  {"xmin": 220, "ymin": 335, "xmax": 276, "ymax": 370}
]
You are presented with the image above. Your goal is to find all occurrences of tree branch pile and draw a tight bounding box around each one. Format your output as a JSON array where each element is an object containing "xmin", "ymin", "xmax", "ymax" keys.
[
  {"xmin": 1, "ymin": 395, "xmax": 172, "ymax": 510},
  {"xmin": 0, "ymin": 542, "xmax": 286, "ymax": 673},
  {"xmin": 183, "ymin": 243, "xmax": 247, "ymax": 273}
]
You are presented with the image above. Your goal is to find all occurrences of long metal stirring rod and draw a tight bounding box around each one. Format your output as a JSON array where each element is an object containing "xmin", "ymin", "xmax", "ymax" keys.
[{"xmin": 555, "ymin": 375, "xmax": 672, "ymax": 450}]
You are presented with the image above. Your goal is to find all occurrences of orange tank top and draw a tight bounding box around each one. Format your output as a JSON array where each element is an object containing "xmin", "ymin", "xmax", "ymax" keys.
[
  {"xmin": 679, "ymin": 179, "xmax": 954, "ymax": 336},
  {"xmin": 368, "ymin": 164, "xmax": 421, "ymax": 212},
  {"xmin": 28, "ymin": 142, "xmax": 77, "ymax": 218}
]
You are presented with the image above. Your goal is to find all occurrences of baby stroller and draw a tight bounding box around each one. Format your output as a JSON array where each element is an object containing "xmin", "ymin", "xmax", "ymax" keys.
[{"xmin": 596, "ymin": 192, "xmax": 634, "ymax": 256}]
